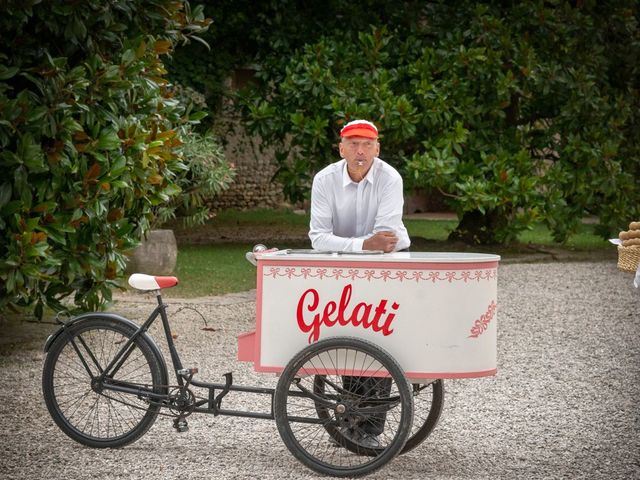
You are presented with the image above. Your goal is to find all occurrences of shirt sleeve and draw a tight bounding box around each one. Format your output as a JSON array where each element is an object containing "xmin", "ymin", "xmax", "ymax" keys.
[
  {"xmin": 372, "ymin": 175, "xmax": 411, "ymax": 251},
  {"xmin": 308, "ymin": 176, "xmax": 365, "ymax": 252}
]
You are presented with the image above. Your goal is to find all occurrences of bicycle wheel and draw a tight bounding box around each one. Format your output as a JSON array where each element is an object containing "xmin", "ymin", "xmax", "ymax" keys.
[
  {"xmin": 402, "ymin": 380, "xmax": 444, "ymax": 453},
  {"xmin": 42, "ymin": 316, "xmax": 165, "ymax": 448},
  {"xmin": 274, "ymin": 337, "xmax": 413, "ymax": 477}
]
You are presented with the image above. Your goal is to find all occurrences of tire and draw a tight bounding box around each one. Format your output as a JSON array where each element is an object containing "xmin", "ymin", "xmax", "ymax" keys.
[
  {"xmin": 401, "ymin": 380, "xmax": 444, "ymax": 453},
  {"xmin": 274, "ymin": 337, "xmax": 413, "ymax": 477},
  {"xmin": 42, "ymin": 316, "xmax": 165, "ymax": 448}
]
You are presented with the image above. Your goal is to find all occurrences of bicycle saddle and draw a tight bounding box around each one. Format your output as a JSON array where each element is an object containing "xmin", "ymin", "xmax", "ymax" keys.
[{"xmin": 128, "ymin": 273, "xmax": 179, "ymax": 291}]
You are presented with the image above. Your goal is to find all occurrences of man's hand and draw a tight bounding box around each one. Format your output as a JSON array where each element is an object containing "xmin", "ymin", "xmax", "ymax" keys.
[{"xmin": 363, "ymin": 231, "xmax": 398, "ymax": 253}]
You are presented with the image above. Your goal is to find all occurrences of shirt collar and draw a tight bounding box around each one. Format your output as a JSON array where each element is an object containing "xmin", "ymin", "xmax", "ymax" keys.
[{"xmin": 341, "ymin": 158, "xmax": 377, "ymax": 187}]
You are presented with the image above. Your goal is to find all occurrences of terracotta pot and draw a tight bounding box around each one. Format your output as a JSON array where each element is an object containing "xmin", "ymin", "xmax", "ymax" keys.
[{"xmin": 126, "ymin": 229, "xmax": 177, "ymax": 275}]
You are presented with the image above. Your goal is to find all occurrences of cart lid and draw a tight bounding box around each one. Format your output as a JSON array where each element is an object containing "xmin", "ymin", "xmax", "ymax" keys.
[{"xmin": 255, "ymin": 250, "xmax": 500, "ymax": 263}]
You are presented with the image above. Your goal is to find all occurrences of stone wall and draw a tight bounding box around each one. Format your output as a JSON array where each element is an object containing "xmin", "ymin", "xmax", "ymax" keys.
[{"xmin": 210, "ymin": 118, "xmax": 285, "ymax": 211}]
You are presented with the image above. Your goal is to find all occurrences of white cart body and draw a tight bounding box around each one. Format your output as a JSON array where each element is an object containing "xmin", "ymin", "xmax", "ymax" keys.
[{"xmin": 238, "ymin": 251, "xmax": 500, "ymax": 379}]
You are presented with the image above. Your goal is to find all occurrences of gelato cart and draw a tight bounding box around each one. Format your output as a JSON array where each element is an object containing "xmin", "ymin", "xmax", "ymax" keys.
[
  {"xmin": 239, "ymin": 250, "xmax": 499, "ymax": 379},
  {"xmin": 42, "ymin": 248, "xmax": 499, "ymax": 478}
]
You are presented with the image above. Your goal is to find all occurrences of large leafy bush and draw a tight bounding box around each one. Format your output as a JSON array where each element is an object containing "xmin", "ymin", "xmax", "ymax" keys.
[
  {"xmin": 167, "ymin": 0, "xmax": 420, "ymax": 115},
  {"xmin": 154, "ymin": 130, "xmax": 236, "ymax": 228},
  {"xmin": 239, "ymin": 1, "xmax": 640, "ymax": 244},
  {"xmin": 0, "ymin": 1, "xmax": 215, "ymax": 318}
]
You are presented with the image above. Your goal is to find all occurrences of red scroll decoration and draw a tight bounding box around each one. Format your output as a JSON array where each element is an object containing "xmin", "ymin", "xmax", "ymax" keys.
[
  {"xmin": 264, "ymin": 267, "xmax": 497, "ymax": 283},
  {"xmin": 468, "ymin": 300, "xmax": 497, "ymax": 338}
]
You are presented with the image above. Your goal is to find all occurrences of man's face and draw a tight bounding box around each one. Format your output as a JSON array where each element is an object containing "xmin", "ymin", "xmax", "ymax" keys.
[{"xmin": 339, "ymin": 136, "xmax": 380, "ymax": 178}]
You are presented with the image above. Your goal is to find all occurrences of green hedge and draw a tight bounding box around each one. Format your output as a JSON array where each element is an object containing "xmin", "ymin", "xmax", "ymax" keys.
[
  {"xmin": 238, "ymin": 1, "xmax": 640, "ymax": 244},
  {"xmin": 0, "ymin": 1, "xmax": 213, "ymax": 318}
]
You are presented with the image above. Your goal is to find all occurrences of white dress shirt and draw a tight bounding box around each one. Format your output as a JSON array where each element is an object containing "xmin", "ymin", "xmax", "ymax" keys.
[{"xmin": 309, "ymin": 157, "xmax": 411, "ymax": 252}]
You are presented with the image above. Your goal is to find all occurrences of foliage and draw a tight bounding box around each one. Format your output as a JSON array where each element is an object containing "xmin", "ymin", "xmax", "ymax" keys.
[
  {"xmin": 0, "ymin": 0, "xmax": 213, "ymax": 318},
  {"xmin": 238, "ymin": 0, "xmax": 640, "ymax": 244},
  {"xmin": 154, "ymin": 131, "xmax": 236, "ymax": 228},
  {"xmin": 167, "ymin": 0, "xmax": 425, "ymax": 117}
]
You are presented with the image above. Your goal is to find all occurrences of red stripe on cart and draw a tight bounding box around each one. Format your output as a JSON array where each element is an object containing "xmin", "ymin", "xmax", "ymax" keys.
[
  {"xmin": 258, "ymin": 259, "xmax": 499, "ymax": 270},
  {"xmin": 250, "ymin": 363, "xmax": 497, "ymax": 379}
]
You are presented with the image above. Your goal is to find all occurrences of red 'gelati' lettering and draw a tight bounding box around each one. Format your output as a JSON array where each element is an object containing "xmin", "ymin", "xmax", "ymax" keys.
[{"xmin": 296, "ymin": 284, "xmax": 399, "ymax": 343}]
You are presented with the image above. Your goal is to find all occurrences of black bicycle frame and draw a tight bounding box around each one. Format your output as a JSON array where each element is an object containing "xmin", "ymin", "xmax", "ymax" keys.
[{"xmin": 72, "ymin": 292, "xmax": 322, "ymax": 424}]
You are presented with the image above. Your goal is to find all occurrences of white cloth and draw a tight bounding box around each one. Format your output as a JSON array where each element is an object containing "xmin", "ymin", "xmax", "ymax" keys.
[{"xmin": 309, "ymin": 157, "xmax": 411, "ymax": 252}]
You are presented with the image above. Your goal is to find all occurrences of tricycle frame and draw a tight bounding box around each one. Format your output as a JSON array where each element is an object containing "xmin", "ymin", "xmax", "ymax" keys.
[{"xmin": 43, "ymin": 278, "xmax": 445, "ymax": 477}]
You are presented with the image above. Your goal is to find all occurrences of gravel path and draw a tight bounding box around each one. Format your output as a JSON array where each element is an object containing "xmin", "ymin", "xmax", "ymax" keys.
[{"xmin": 1, "ymin": 261, "xmax": 639, "ymax": 479}]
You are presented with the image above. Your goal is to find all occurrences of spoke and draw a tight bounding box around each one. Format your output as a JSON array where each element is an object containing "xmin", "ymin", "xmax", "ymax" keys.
[
  {"xmin": 78, "ymin": 394, "xmax": 100, "ymax": 435},
  {"xmin": 115, "ymin": 390, "xmax": 145, "ymax": 425},
  {"xmin": 59, "ymin": 389, "xmax": 93, "ymax": 418},
  {"xmin": 112, "ymin": 392, "xmax": 141, "ymax": 429},
  {"xmin": 110, "ymin": 397, "xmax": 129, "ymax": 436}
]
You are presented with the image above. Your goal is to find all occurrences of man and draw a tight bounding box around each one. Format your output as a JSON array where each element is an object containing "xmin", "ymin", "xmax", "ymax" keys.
[
  {"xmin": 308, "ymin": 119, "xmax": 410, "ymax": 448},
  {"xmin": 309, "ymin": 119, "xmax": 410, "ymax": 253}
]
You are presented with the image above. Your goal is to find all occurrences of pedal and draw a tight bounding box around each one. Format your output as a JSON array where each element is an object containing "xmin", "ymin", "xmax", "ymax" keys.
[
  {"xmin": 173, "ymin": 417, "xmax": 189, "ymax": 432},
  {"xmin": 178, "ymin": 368, "xmax": 198, "ymax": 376}
]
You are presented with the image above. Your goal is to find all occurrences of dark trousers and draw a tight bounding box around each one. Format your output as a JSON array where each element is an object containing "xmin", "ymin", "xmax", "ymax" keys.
[{"xmin": 343, "ymin": 376, "xmax": 392, "ymax": 435}]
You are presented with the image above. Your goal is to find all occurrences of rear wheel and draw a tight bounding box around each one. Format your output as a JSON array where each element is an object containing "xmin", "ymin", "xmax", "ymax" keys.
[
  {"xmin": 42, "ymin": 316, "xmax": 165, "ymax": 447},
  {"xmin": 402, "ymin": 380, "xmax": 444, "ymax": 453},
  {"xmin": 274, "ymin": 337, "xmax": 413, "ymax": 477}
]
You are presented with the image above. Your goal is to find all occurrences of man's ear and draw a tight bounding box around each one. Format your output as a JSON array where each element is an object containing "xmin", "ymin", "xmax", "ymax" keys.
[{"xmin": 338, "ymin": 142, "xmax": 345, "ymax": 157}]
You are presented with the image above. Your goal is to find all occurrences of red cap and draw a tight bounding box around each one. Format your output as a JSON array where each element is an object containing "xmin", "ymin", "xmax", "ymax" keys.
[{"xmin": 340, "ymin": 120, "xmax": 378, "ymax": 139}]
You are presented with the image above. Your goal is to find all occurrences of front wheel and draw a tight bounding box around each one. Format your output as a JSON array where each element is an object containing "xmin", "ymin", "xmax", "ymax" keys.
[
  {"xmin": 42, "ymin": 316, "xmax": 165, "ymax": 448},
  {"xmin": 274, "ymin": 337, "xmax": 413, "ymax": 477}
]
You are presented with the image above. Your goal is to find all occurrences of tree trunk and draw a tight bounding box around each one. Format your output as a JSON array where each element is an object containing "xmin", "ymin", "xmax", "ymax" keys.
[
  {"xmin": 448, "ymin": 209, "xmax": 508, "ymax": 245},
  {"xmin": 126, "ymin": 229, "xmax": 178, "ymax": 275}
]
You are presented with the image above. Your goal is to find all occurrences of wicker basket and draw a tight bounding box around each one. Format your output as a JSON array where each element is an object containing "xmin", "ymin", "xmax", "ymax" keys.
[{"xmin": 617, "ymin": 245, "xmax": 640, "ymax": 273}]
